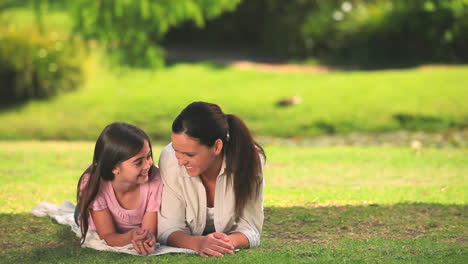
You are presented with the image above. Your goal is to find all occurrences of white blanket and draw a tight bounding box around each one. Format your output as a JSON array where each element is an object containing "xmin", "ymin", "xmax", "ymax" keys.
[{"xmin": 30, "ymin": 201, "xmax": 196, "ymax": 256}]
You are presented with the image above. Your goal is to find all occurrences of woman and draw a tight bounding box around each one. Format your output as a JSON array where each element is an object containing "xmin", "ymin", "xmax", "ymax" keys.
[{"xmin": 158, "ymin": 101, "xmax": 266, "ymax": 257}]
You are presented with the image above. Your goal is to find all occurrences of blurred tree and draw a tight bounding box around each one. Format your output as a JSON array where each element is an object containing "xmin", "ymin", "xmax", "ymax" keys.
[
  {"xmin": 69, "ymin": 0, "xmax": 242, "ymax": 67},
  {"xmin": 166, "ymin": 0, "xmax": 468, "ymax": 68},
  {"xmin": 3, "ymin": 0, "xmax": 241, "ymax": 68}
]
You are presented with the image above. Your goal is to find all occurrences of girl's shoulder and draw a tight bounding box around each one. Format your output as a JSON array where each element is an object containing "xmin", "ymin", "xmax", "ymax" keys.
[
  {"xmin": 78, "ymin": 171, "xmax": 92, "ymax": 191},
  {"xmin": 147, "ymin": 165, "xmax": 162, "ymax": 185}
]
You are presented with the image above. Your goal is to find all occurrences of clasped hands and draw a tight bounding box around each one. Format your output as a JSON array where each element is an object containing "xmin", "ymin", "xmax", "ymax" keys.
[
  {"xmin": 197, "ymin": 232, "xmax": 235, "ymax": 257},
  {"xmin": 130, "ymin": 228, "xmax": 156, "ymax": 256}
]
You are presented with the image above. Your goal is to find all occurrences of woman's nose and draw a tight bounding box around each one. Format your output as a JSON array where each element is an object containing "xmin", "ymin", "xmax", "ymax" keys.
[
  {"xmin": 175, "ymin": 152, "xmax": 186, "ymax": 165},
  {"xmin": 177, "ymin": 157, "xmax": 187, "ymax": 166}
]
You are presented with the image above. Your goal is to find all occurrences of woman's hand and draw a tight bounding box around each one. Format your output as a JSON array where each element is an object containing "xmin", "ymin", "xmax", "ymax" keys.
[
  {"xmin": 197, "ymin": 232, "xmax": 235, "ymax": 257},
  {"xmin": 131, "ymin": 228, "xmax": 155, "ymax": 256}
]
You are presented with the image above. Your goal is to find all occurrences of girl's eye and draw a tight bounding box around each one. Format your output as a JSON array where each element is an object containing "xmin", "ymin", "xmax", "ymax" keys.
[
  {"xmin": 186, "ymin": 154, "xmax": 195, "ymax": 157},
  {"xmin": 135, "ymin": 161, "xmax": 142, "ymax": 166}
]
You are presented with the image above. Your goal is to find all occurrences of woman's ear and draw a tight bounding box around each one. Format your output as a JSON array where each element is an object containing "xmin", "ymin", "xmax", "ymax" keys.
[
  {"xmin": 213, "ymin": 139, "xmax": 223, "ymax": 155},
  {"xmin": 112, "ymin": 166, "xmax": 120, "ymax": 175}
]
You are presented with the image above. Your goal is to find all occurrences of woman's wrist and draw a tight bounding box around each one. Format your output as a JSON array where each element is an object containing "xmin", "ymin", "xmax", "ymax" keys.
[{"xmin": 228, "ymin": 232, "xmax": 249, "ymax": 249}]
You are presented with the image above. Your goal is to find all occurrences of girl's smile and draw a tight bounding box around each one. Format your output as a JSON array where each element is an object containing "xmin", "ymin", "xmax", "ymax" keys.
[{"xmin": 113, "ymin": 140, "xmax": 153, "ymax": 185}]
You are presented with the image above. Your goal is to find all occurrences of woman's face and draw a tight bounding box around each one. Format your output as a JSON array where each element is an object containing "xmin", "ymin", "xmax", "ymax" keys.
[
  {"xmin": 171, "ymin": 132, "xmax": 222, "ymax": 177},
  {"xmin": 112, "ymin": 140, "xmax": 153, "ymax": 184}
]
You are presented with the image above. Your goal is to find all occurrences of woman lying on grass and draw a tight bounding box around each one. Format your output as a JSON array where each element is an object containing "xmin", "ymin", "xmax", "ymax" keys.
[
  {"xmin": 158, "ymin": 101, "xmax": 266, "ymax": 257},
  {"xmin": 75, "ymin": 122, "xmax": 162, "ymax": 255}
]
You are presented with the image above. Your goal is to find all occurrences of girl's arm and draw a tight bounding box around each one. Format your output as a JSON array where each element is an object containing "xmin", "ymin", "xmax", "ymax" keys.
[
  {"xmin": 141, "ymin": 211, "xmax": 157, "ymax": 235},
  {"xmin": 136, "ymin": 211, "xmax": 158, "ymax": 255},
  {"xmin": 91, "ymin": 209, "xmax": 152, "ymax": 254}
]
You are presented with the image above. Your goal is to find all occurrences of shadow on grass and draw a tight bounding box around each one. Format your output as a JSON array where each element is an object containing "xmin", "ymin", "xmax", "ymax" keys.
[
  {"xmin": 263, "ymin": 203, "xmax": 466, "ymax": 245},
  {"xmin": 0, "ymin": 203, "xmax": 466, "ymax": 263}
]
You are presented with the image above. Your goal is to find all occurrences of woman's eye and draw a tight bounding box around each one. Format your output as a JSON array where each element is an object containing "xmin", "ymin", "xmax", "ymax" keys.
[{"xmin": 187, "ymin": 154, "xmax": 194, "ymax": 157}]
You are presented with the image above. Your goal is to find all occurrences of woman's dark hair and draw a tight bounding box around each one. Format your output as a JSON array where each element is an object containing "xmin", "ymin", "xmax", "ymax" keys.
[
  {"xmin": 172, "ymin": 102, "xmax": 265, "ymax": 219},
  {"xmin": 76, "ymin": 122, "xmax": 154, "ymax": 244}
]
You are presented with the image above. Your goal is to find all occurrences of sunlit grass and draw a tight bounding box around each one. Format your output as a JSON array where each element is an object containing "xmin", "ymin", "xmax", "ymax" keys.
[
  {"xmin": 0, "ymin": 141, "xmax": 466, "ymax": 263},
  {"xmin": 1, "ymin": 141, "xmax": 466, "ymax": 213},
  {"xmin": 1, "ymin": 64, "xmax": 467, "ymax": 141},
  {"xmin": 1, "ymin": 9, "xmax": 468, "ymax": 141}
]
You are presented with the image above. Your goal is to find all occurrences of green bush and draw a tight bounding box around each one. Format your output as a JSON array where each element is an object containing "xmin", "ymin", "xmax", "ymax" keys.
[
  {"xmin": 0, "ymin": 25, "xmax": 86, "ymax": 104},
  {"xmin": 307, "ymin": 0, "xmax": 468, "ymax": 67}
]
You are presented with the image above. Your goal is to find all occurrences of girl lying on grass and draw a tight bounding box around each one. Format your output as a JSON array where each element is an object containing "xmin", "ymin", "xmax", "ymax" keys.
[{"xmin": 75, "ymin": 122, "xmax": 162, "ymax": 255}]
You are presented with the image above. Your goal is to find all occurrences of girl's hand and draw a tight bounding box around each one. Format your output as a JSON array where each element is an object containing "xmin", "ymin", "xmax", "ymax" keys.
[
  {"xmin": 131, "ymin": 228, "xmax": 152, "ymax": 255},
  {"xmin": 198, "ymin": 232, "xmax": 235, "ymax": 257},
  {"xmin": 142, "ymin": 232, "xmax": 156, "ymax": 255}
]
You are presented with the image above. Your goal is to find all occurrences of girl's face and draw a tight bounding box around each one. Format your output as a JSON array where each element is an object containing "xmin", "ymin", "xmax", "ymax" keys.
[
  {"xmin": 171, "ymin": 132, "xmax": 222, "ymax": 177},
  {"xmin": 112, "ymin": 140, "xmax": 153, "ymax": 185}
]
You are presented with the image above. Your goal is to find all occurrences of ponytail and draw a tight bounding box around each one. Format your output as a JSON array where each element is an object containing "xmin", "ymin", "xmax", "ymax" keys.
[
  {"xmin": 172, "ymin": 102, "xmax": 266, "ymax": 220},
  {"xmin": 225, "ymin": 114, "xmax": 265, "ymax": 220}
]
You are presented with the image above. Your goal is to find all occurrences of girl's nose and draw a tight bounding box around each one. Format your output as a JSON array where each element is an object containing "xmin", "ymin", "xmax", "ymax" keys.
[{"xmin": 144, "ymin": 156, "xmax": 153, "ymax": 169}]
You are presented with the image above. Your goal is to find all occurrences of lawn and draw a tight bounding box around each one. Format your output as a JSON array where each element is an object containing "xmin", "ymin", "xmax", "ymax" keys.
[
  {"xmin": 1, "ymin": 63, "xmax": 467, "ymax": 141},
  {"xmin": 1, "ymin": 9, "xmax": 468, "ymax": 141},
  {"xmin": 1, "ymin": 7, "xmax": 467, "ymax": 264},
  {"xmin": 0, "ymin": 141, "xmax": 466, "ymax": 263}
]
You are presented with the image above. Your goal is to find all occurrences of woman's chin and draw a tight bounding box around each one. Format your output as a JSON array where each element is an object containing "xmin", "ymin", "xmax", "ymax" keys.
[{"xmin": 185, "ymin": 168, "xmax": 199, "ymax": 177}]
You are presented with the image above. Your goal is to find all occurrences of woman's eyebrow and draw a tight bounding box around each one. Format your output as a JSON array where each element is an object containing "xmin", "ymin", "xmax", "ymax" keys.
[{"xmin": 172, "ymin": 146, "xmax": 196, "ymax": 155}]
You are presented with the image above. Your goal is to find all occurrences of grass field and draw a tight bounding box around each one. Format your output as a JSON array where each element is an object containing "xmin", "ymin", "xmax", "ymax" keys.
[
  {"xmin": 2, "ymin": 9, "xmax": 468, "ymax": 141},
  {"xmin": 1, "ymin": 8, "xmax": 467, "ymax": 263},
  {"xmin": 1, "ymin": 63, "xmax": 467, "ymax": 141},
  {"xmin": 0, "ymin": 141, "xmax": 466, "ymax": 263}
]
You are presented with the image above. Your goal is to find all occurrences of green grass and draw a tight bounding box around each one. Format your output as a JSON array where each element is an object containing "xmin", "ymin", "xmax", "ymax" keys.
[
  {"xmin": 1, "ymin": 64, "xmax": 467, "ymax": 141},
  {"xmin": 0, "ymin": 141, "xmax": 466, "ymax": 263},
  {"xmin": 1, "ymin": 8, "xmax": 468, "ymax": 141}
]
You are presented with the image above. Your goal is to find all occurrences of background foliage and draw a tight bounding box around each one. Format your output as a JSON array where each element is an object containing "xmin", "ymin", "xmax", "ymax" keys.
[
  {"xmin": 62, "ymin": 0, "xmax": 240, "ymax": 68},
  {"xmin": 166, "ymin": 0, "xmax": 468, "ymax": 68},
  {"xmin": 0, "ymin": 21, "xmax": 85, "ymax": 104},
  {"xmin": 0, "ymin": 0, "xmax": 242, "ymax": 103}
]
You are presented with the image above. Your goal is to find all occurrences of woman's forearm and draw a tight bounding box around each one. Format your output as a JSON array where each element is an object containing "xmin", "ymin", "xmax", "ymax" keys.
[
  {"xmin": 228, "ymin": 232, "xmax": 249, "ymax": 249},
  {"xmin": 167, "ymin": 231, "xmax": 203, "ymax": 251}
]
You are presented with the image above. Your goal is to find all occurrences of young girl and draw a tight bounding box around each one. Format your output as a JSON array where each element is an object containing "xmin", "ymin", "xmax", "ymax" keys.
[
  {"xmin": 76, "ymin": 122, "xmax": 162, "ymax": 256},
  {"xmin": 158, "ymin": 101, "xmax": 266, "ymax": 257}
]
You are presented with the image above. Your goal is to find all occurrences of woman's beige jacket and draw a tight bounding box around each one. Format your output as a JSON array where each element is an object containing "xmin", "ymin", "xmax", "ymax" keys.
[{"xmin": 157, "ymin": 143, "xmax": 264, "ymax": 248}]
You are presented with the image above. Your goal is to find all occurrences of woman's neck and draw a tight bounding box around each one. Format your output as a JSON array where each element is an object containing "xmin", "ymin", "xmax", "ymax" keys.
[{"xmin": 201, "ymin": 155, "xmax": 223, "ymax": 181}]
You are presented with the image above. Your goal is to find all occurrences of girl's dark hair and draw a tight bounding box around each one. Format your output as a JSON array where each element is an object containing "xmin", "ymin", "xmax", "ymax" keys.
[
  {"xmin": 76, "ymin": 122, "xmax": 154, "ymax": 244},
  {"xmin": 172, "ymin": 102, "xmax": 265, "ymax": 219}
]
